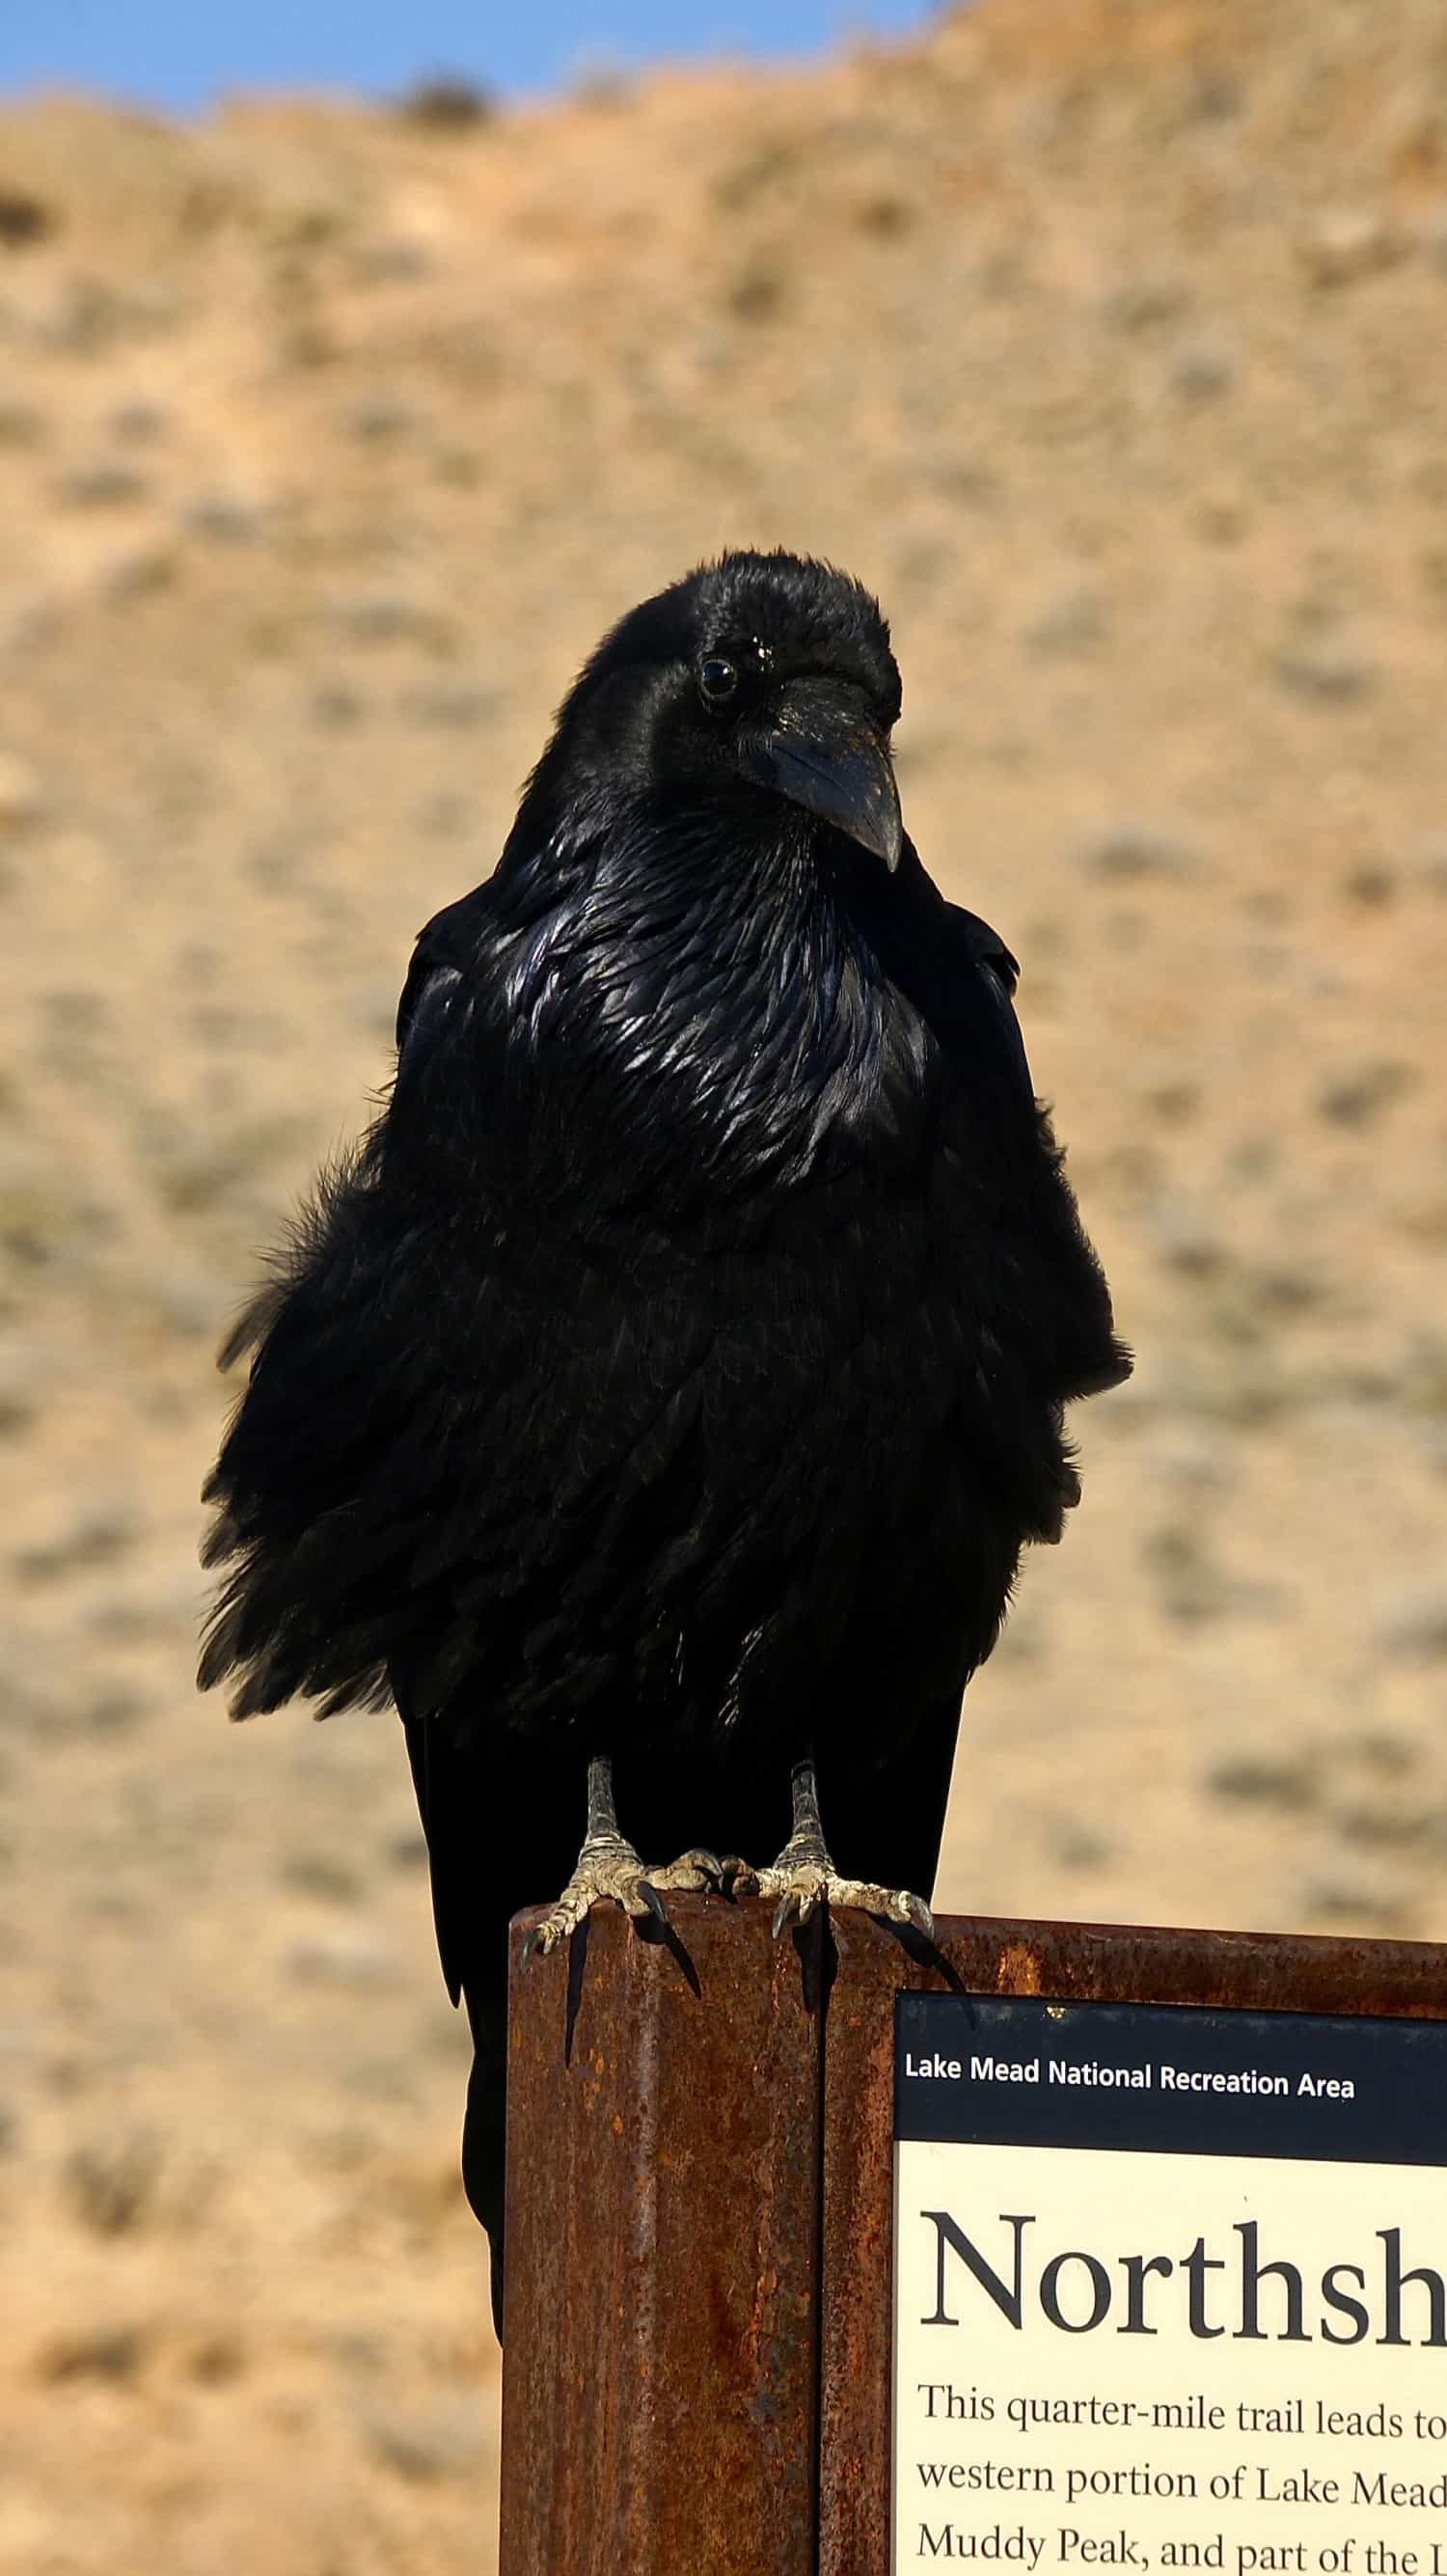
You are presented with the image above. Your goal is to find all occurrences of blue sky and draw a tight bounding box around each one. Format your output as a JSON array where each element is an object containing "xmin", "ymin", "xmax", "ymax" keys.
[{"xmin": 0, "ymin": 0, "xmax": 934, "ymax": 113}]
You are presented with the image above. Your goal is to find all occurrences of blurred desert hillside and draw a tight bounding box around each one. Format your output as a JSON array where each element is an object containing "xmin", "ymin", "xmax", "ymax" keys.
[{"xmin": 2, "ymin": 0, "xmax": 1447, "ymax": 2566}]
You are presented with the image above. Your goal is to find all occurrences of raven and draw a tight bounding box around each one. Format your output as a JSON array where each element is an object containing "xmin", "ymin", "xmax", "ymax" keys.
[{"xmin": 201, "ymin": 550, "xmax": 1130, "ymax": 2335}]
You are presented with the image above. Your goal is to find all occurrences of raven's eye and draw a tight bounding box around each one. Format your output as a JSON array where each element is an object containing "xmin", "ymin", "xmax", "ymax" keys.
[{"xmin": 698, "ymin": 656, "xmax": 740, "ymax": 711}]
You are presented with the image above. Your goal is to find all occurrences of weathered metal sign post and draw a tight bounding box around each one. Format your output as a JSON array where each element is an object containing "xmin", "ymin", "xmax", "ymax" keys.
[{"xmin": 499, "ymin": 1901, "xmax": 1447, "ymax": 2575}]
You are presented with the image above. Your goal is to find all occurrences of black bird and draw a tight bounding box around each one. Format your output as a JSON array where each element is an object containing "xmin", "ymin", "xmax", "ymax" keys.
[{"xmin": 200, "ymin": 550, "xmax": 1130, "ymax": 2335}]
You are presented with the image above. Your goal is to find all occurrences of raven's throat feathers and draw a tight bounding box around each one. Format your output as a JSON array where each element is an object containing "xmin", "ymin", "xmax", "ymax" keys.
[{"xmin": 490, "ymin": 804, "xmax": 933, "ymax": 1200}]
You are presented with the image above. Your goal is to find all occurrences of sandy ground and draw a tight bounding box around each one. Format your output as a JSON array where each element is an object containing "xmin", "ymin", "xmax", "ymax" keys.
[{"xmin": 2, "ymin": 0, "xmax": 1447, "ymax": 2563}]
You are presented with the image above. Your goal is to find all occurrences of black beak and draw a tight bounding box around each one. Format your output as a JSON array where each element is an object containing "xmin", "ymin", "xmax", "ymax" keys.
[{"xmin": 740, "ymin": 678, "xmax": 903, "ymax": 871}]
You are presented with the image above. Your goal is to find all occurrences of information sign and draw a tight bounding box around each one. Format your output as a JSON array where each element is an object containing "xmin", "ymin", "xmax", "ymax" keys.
[{"xmin": 894, "ymin": 1993, "xmax": 1447, "ymax": 2576}]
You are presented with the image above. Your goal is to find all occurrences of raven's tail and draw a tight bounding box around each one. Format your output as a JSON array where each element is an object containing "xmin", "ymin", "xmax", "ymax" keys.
[{"xmin": 462, "ymin": 2000, "xmax": 507, "ymax": 2340}]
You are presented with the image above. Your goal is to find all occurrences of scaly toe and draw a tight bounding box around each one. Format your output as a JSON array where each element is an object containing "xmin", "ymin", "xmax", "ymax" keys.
[
  {"xmin": 822, "ymin": 1875, "xmax": 935, "ymax": 1940},
  {"xmin": 520, "ymin": 1843, "xmax": 669, "ymax": 1962},
  {"xmin": 751, "ymin": 1859, "xmax": 934, "ymax": 1942},
  {"xmin": 645, "ymin": 1848, "xmax": 726, "ymax": 1895}
]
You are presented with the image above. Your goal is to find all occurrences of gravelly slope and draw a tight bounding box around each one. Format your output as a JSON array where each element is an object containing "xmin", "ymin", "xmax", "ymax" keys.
[{"xmin": 2, "ymin": 3, "xmax": 1446, "ymax": 2564}]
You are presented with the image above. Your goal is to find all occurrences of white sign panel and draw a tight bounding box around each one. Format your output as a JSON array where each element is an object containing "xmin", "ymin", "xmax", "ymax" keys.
[{"xmin": 893, "ymin": 1996, "xmax": 1447, "ymax": 2576}]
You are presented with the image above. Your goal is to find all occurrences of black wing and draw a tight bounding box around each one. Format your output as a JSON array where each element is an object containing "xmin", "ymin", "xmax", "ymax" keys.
[
  {"xmin": 199, "ymin": 883, "xmax": 505, "ymax": 1722},
  {"xmin": 201, "ymin": 866, "xmax": 726, "ymax": 1741},
  {"xmin": 394, "ymin": 881, "xmax": 499, "ymax": 1062},
  {"xmin": 942, "ymin": 896, "xmax": 1131, "ymax": 1410},
  {"xmin": 940, "ymin": 899, "xmax": 1033, "ymax": 1099}
]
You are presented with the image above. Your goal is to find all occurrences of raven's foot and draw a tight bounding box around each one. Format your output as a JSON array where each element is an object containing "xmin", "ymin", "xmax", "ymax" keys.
[
  {"xmin": 520, "ymin": 1759, "xmax": 734, "ymax": 1961},
  {"xmin": 651, "ymin": 1847, "xmax": 736, "ymax": 1895},
  {"xmin": 520, "ymin": 1845, "xmax": 727, "ymax": 1959},
  {"xmin": 520, "ymin": 1842, "xmax": 666, "ymax": 1960},
  {"xmin": 748, "ymin": 1854, "xmax": 935, "ymax": 1940},
  {"xmin": 745, "ymin": 1755, "xmax": 935, "ymax": 1940}
]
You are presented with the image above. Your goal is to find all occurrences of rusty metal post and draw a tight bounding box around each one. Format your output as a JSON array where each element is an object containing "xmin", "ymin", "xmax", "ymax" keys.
[
  {"xmin": 500, "ymin": 1898, "xmax": 1447, "ymax": 2575},
  {"xmin": 499, "ymin": 1895, "xmax": 824, "ymax": 2575}
]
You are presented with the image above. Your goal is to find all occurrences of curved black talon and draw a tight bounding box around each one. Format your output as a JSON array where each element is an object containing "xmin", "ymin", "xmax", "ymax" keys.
[{"xmin": 713, "ymin": 1855, "xmax": 754, "ymax": 1903}]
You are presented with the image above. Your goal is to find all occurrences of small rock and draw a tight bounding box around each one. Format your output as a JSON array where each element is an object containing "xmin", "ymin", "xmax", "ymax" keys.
[
  {"xmin": 1315, "ymin": 1059, "xmax": 1414, "ymax": 1128},
  {"xmin": 1302, "ymin": 1875, "xmax": 1411, "ymax": 1934},
  {"xmin": 14, "ymin": 1497, "xmax": 138, "ymax": 1584},
  {"xmin": 102, "ymin": 542, "xmax": 177, "ymax": 602},
  {"xmin": 1332, "ymin": 1797, "xmax": 1432, "ymax": 1853},
  {"xmin": 418, "ymin": 790, "xmax": 476, "ymax": 839},
  {"xmin": 1377, "ymin": 1590, "xmax": 1447, "ymax": 1662},
  {"xmin": 183, "ymin": 492, "xmax": 264, "ymax": 542},
  {"xmin": 1350, "ymin": 1733, "xmax": 1418, "ymax": 1779},
  {"xmin": 431, "ymin": 446, "xmax": 482, "ymax": 488},
  {"xmin": 1298, "ymin": 205, "xmax": 1400, "ymax": 289},
  {"xmin": 287, "ymin": 1926, "xmax": 396, "ymax": 1987},
  {"xmin": 63, "ymin": 2131, "xmax": 162, "ymax": 2236},
  {"xmin": 148, "ymin": 1269, "xmax": 221, "ymax": 1339},
  {"xmin": 1102, "ymin": 277, "xmax": 1189, "ymax": 335},
  {"xmin": 851, "ymin": 187, "xmax": 911, "ymax": 239},
  {"xmin": 68, "ymin": 1685, "xmax": 146, "ymax": 1735},
  {"xmin": 0, "ymin": 751, "xmax": 43, "ymax": 833},
  {"xmin": 280, "ymin": 1851, "xmax": 362, "ymax": 1904},
  {"xmin": 1273, "ymin": 632, "xmax": 1377, "ymax": 704},
  {"xmin": 0, "ymin": 190, "xmax": 52, "ymax": 247},
  {"xmin": 1171, "ymin": 341, "xmax": 1235, "ymax": 402},
  {"xmin": 56, "ymin": 458, "xmax": 149, "ymax": 509},
  {"xmin": 727, "ymin": 258, "xmax": 785, "ymax": 322},
  {"xmin": 1341, "ymin": 862, "xmax": 1395, "ymax": 908},
  {"xmin": 1023, "ymin": 586, "xmax": 1107, "ymax": 658},
  {"xmin": 0, "ymin": 402, "xmax": 45, "ymax": 448},
  {"xmin": 404, "ymin": 679, "xmax": 495, "ymax": 729},
  {"xmin": 39, "ymin": 2323, "xmax": 149, "ymax": 2383},
  {"xmin": 1051, "ymin": 1824, "xmax": 1109, "ymax": 1871},
  {"xmin": 1208, "ymin": 1756, "xmax": 1318, "ymax": 1812},
  {"xmin": 356, "ymin": 235, "xmax": 436, "ymax": 284},
  {"xmin": 328, "ymin": 591, "xmax": 443, "ymax": 646},
  {"xmin": 1394, "ymin": 1334, "xmax": 1447, "ymax": 1416},
  {"xmin": 1078, "ymin": 826, "xmax": 1203, "ymax": 882},
  {"xmin": 0, "ymin": 594, "xmax": 61, "ymax": 655},
  {"xmin": 107, "ymin": 399, "xmax": 169, "ymax": 444},
  {"xmin": 360, "ymin": 2391, "xmax": 483, "ymax": 2482},
  {"xmin": 1191, "ymin": 493, "xmax": 1250, "ymax": 547},
  {"xmin": 1415, "ymin": 841, "xmax": 1447, "ymax": 896},
  {"xmin": 0, "ymin": 1362, "xmax": 40, "ymax": 1438},
  {"xmin": 345, "ymin": 392, "xmax": 421, "ymax": 443},
  {"xmin": 1138, "ymin": 1078, "xmax": 1199, "ymax": 1127},
  {"xmin": 1146, "ymin": 1429, "xmax": 1232, "ymax": 1494},
  {"xmin": 571, "ymin": 58, "xmax": 634, "ymax": 111},
  {"xmin": 396, "ymin": 75, "xmax": 496, "ymax": 130},
  {"xmin": 37, "ymin": 275, "xmax": 123, "ymax": 356},
  {"xmin": 184, "ymin": 2331, "xmax": 247, "ymax": 2385},
  {"xmin": 1394, "ymin": 1197, "xmax": 1447, "ymax": 1254},
  {"xmin": 1141, "ymin": 1521, "xmax": 1228, "ymax": 1624},
  {"xmin": 312, "ymin": 680, "xmax": 367, "ymax": 729},
  {"xmin": 1182, "ymin": 67, "xmax": 1242, "ymax": 124}
]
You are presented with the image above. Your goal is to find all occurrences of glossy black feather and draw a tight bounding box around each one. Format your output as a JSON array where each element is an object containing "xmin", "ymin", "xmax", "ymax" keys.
[{"xmin": 201, "ymin": 549, "xmax": 1130, "ymax": 2335}]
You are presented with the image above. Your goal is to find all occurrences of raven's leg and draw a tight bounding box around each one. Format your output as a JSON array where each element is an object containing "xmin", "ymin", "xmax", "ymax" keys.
[
  {"xmin": 750, "ymin": 1755, "xmax": 936, "ymax": 1939},
  {"xmin": 520, "ymin": 1754, "xmax": 724, "ymax": 1960}
]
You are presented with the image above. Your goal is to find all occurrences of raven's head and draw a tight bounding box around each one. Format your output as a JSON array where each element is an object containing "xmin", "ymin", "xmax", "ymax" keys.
[{"xmin": 519, "ymin": 549, "xmax": 904, "ymax": 871}]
